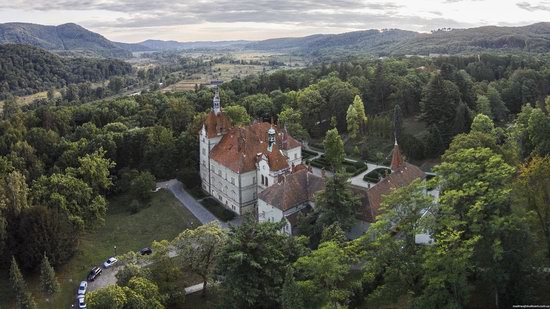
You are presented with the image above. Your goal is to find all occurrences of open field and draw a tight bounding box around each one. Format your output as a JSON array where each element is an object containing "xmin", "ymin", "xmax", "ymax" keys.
[{"xmin": 0, "ymin": 189, "xmax": 200, "ymax": 308}]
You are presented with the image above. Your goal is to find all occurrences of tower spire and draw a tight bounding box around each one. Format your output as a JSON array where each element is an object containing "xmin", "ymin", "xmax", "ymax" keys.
[
  {"xmin": 213, "ymin": 87, "xmax": 221, "ymax": 115},
  {"xmin": 390, "ymin": 138, "xmax": 404, "ymax": 171}
]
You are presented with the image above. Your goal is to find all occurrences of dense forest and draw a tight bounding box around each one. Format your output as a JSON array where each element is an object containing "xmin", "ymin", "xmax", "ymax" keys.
[
  {"xmin": 2, "ymin": 51, "xmax": 550, "ymax": 308},
  {"xmin": 0, "ymin": 44, "xmax": 132, "ymax": 98}
]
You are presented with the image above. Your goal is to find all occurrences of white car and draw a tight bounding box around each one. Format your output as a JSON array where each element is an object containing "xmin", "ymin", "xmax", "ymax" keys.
[
  {"xmin": 103, "ymin": 257, "xmax": 118, "ymax": 268},
  {"xmin": 77, "ymin": 295, "xmax": 86, "ymax": 309},
  {"xmin": 77, "ymin": 281, "xmax": 87, "ymax": 295}
]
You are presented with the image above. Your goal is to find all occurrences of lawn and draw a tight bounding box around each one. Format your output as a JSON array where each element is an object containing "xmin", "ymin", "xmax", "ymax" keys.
[{"xmin": 0, "ymin": 189, "xmax": 200, "ymax": 309}]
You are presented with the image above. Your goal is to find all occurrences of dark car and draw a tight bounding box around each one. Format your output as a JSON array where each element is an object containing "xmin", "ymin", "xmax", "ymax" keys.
[
  {"xmin": 139, "ymin": 247, "xmax": 153, "ymax": 255},
  {"xmin": 86, "ymin": 266, "xmax": 102, "ymax": 281}
]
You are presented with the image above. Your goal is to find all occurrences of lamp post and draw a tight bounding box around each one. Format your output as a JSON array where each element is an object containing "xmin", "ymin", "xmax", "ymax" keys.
[{"xmin": 114, "ymin": 245, "xmax": 117, "ymax": 256}]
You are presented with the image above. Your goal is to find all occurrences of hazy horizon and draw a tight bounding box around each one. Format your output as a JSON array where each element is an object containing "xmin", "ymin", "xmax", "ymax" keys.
[{"xmin": 1, "ymin": 0, "xmax": 549, "ymax": 43}]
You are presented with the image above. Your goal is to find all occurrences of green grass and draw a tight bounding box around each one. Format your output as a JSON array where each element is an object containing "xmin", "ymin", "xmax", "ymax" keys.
[
  {"xmin": 201, "ymin": 198, "xmax": 236, "ymax": 222},
  {"xmin": 0, "ymin": 189, "xmax": 200, "ymax": 309}
]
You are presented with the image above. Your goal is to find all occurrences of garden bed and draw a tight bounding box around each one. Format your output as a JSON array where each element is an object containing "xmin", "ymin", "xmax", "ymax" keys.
[
  {"xmin": 363, "ymin": 168, "xmax": 392, "ymax": 183},
  {"xmin": 310, "ymin": 155, "xmax": 368, "ymax": 176}
]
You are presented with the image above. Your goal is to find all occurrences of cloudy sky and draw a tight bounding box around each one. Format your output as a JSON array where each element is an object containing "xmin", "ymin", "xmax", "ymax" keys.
[{"xmin": 0, "ymin": 0, "xmax": 549, "ymax": 42}]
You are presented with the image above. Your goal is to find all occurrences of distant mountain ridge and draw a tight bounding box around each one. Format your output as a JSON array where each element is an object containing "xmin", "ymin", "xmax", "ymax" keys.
[
  {"xmin": 138, "ymin": 39, "xmax": 250, "ymax": 50},
  {"xmin": 3, "ymin": 22, "xmax": 550, "ymax": 58},
  {"xmin": 0, "ymin": 22, "xmax": 147, "ymax": 57}
]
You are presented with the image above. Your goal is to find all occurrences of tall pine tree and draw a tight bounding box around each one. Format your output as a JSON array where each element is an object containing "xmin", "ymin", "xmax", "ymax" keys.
[
  {"xmin": 10, "ymin": 257, "xmax": 37, "ymax": 309},
  {"xmin": 40, "ymin": 254, "xmax": 60, "ymax": 297},
  {"xmin": 421, "ymin": 74, "xmax": 461, "ymax": 144}
]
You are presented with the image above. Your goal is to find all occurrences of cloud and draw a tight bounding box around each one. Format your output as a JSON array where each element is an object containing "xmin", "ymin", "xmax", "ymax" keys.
[{"xmin": 517, "ymin": 1, "xmax": 550, "ymax": 11}]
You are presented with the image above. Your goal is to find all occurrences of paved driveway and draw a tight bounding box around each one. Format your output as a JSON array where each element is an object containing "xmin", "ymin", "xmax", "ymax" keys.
[{"xmin": 157, "ymin": 179, "xmax": 219, "ymax": 225}]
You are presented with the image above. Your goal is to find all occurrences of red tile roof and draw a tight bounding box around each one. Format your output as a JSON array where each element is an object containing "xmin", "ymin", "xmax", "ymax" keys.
[
  {"xmin": 204, "ymin": 110, "xmax": 232, "ymax": 138},
  {"xmin": 364, "ymin": 163, "xmax": 426, "ymax": 221},
  {"xmin": 209, "ymin": 122, "xmax": 301, "ymax": 174},
  {"xmin": 258, "ymin": 169, "xmax": 325, "ymax": 211}
]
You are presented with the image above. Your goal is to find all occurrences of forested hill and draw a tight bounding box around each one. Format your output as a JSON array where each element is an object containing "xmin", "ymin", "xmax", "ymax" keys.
[
  {"xmin": 246, "ymin": 23, "xmax": 550, "ymax": 56},
  {"xmin": 0, "ymin": 44, "xmax": 132, "ymax": 97},
  {"xmin": 244, "ymin": 29, "xmax": 417, "ymax": 54},
  {"xmin": 0, "ymin": 22, "xmax": 146, "ymax": 58}
]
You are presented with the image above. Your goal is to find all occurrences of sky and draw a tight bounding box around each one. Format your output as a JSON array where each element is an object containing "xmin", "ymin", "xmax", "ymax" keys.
[{"xmin": 0, "ymin": 0, "xmax": 549, "ymax": 42}]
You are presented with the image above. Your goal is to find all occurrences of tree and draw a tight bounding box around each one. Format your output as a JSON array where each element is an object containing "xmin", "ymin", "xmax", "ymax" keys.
[
  {"xmin": 278, "ymin": 107, "xmax": 308, "ymax": 141},
  {"xmin": 281, "ymin": 268, "xmax": 306, "ymax": 309},
  {"xmin": 323, "ymin": 128, "xmax": 345, "ymax": 172},
  {"xmin": 172, "ymin": 222, "xmax": 227, "ymax": 295},
  {"xmin": 393, "ymin": 104, "xmax": 403, "ymax": 141},
  {"xmin": 224, "ymin": 105, "xmax": 251, "ymax": 126},
  {"xmin": 70, "ymin": 149, "xmax": 115, "ymax": 195},
  {"xmin": 15, "ymin": 206, "xmax": 78, "ymax": 269},
  {"xmin": 421, "ymin": 74, "xmax": 461, "ymax": 143},
  {"xmin": 39, "ymin": 254, "xmax": 60, "ymax": 296},
  {"xmin": 124, "ymin": 277, "xmax": 165, "ymax": 309},
  {"xmin": 471, "ymin": 113, "xmax": 496, "ymax": 136},
  {"xmin": 527, "ymin": 108, "xmax": 550, "ymax": 156},
  {"xmin": 432, "ymin": 146, "xmax": 534, "ymax": 307},
  {"xmin": 315, "ymin": 172, "xmax": 359, "ymax": 231},
  {"xmin": 240, "ymin": 94, "xmax": 273, "ymax": 119},
  {"xmin": 297, "ymin": 87, "xmax": 325, "ymax": 135},
  {"xmin": 130, "ymin": 171, "xmax": 156, "ymax": 201},
  {"xmin": 3, "ymin": 95, "xmax": 20, "ymax": 120},
  {"xmin": 353, "ymin": 95, "xmax": 367, "ymax": 133},
  {"xmin": 217, "ymin": 219, "xmax": 307, "ymax": 308},
  {"xmin": 31, "ymin": 173, "xmax": 107, "ymax": 230},
  {"xmin": 10, "ymin": 257, "xmax": 37, "ymax": 309},
  {"xmin": 346, "ymin": 104, "xmax": 360, "ymax": 140},
  {"xmin": 116, "ymin": 263, "xmax": 151, "ymax": 287},
  {"xmin": 293, "ymin": 241, "xmax": 350, "ymax": 308},
  {"xmin": 487, "ymin": 85, "xmax": 509, "ymax": 122},
  {"xmin": 476, "ymin": 94, "xmax": 493, "ymax": 117},
  {"xmin": 515, "ymin": 156, "xmax": 550, "ymax": 257},
  {"xmin": 87, "ymin": 285, "xmax": 127, "ymax": 309},
  {"xmin": 361, "ymin": 180, "xmax": 433, "ymax": 306}
]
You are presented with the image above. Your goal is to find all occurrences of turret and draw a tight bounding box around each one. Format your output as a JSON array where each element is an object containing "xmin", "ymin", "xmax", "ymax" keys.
[
  {"xmin": 267, "ymin": 126, "xmax": 276, "ymax": 152},
  {"xmin": 213, "ymin": 87, "xmax": 221, "ymax": 115}
]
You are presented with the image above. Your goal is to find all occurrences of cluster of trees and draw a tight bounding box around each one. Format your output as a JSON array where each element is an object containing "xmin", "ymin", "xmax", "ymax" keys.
[
  {"xmin": 0, "ymin": 44, "xmax": 131, "ymax": 98},
  {"xmin": 213, "ymin": 54, "xmax": 550, "ymax": 161},
  {"xmin": 0, "ymin": 89, "xmax": 214, "ymax": 306}
]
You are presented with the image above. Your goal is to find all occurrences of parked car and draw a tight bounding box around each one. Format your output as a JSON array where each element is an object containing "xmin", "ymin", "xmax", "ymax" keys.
[
  {"xmin": 139, "ymin": 247, "xmax": 153, "ymax": 255},
  {"xmin": 77, "ymin": 281, "xmax": 87, "ymax": 295},
  {"xmin": 86, "ymin": 266, "xmax": 102, "ymax": 281},
  {"xmin": 77, "ymin": 295, "xmax": 86, "ymax": 309},
  {"xmin": 103, "ymin": 257, "xmax": 118, "ymax": 268}
]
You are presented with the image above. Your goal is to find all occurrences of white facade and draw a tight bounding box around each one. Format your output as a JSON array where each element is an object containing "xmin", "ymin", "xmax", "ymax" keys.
[{"xmin": 199, "ymin": 93, "xmax": 302, "ymax": 216}]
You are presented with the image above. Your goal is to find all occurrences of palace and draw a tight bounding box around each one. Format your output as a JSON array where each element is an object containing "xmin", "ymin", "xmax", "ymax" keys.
[{"xmin": 199, "ymin": 89, "xmax": 303, "ymax": 215}]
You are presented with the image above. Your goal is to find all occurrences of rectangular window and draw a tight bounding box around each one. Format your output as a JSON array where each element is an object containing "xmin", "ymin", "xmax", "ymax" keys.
[
  {"xmin": 265, "ymin": 178, "xmax": 269, "ymax": 186},
  {"xmin": 252, "ymin": 176, "xmax": 256, "ymax": 184},
  {"xmin": 253, "ymin": 192, "xmax": 257, "ymax": 199},
  {"xmin": 261, "ymin": 175, "xmax": 264, "ymax": 185},
  {"xmin": 231, "ymin": 177, "xmax": 235, "ymax": 184},
  {"xmin": 202, "ymin": 148, "xmax": 206, "ymax": 155},
  {"xmin": 294, "ymin": 153, "xmax": 297, "ymax": 159}
]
